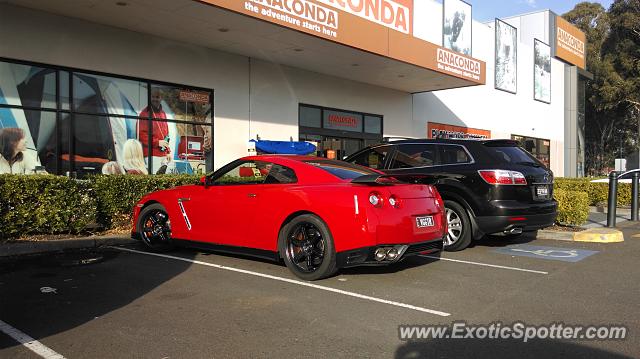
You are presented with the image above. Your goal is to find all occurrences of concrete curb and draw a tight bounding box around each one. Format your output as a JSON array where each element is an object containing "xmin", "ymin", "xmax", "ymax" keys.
[
  {"xmin": 536, "ymin": 230, "xmax": 576, "ymax": 241},
  {"xmin": 574, "ymin": 228, "xmax": 624, "ymax": 243},
  {"xmin": 591, "ymin": 206, "xmax": 632, "ymax": 215},
  {"xmin": 0, "ymin": 236, "xmax": 134, "ymax": 257},
  {"xmin": 537, "ymin": 228, "xmax": 625, "ymax": 243}
]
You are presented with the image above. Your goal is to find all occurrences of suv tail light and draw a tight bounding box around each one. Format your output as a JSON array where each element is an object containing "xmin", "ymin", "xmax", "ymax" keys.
[
  {"xmin": 478, "ymin": 170, "xmax": 528, "ymax": 185},
  {"xmin": 369, "ymin": 192, "xmax": 383, "ymax": 207}
]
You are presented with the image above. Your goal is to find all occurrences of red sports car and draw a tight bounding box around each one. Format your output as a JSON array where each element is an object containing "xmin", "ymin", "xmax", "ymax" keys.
[{"xmin": 132, "ymin": 156, "xmax": 446, "ymax": 280}]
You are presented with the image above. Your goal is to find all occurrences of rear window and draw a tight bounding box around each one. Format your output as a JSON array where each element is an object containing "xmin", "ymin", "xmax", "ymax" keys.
[
  {"xmin": 488, "ymin": 146, "xmax": 540, "ymax": 164},
  {"xmin": 304, "ymin": 160, "xmax": 377, "ymax": 179}
]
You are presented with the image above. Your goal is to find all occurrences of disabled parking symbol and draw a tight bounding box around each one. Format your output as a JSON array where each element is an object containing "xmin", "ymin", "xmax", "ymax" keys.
[{"xmin": 494, "ymin": 245, "xmax": 598, "ymax": 262}]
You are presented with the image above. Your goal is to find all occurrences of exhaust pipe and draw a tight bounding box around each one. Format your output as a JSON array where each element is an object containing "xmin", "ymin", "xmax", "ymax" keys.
[{"xmin": 505, "ymin": 227, "xmax": 523, "ymax": 235}]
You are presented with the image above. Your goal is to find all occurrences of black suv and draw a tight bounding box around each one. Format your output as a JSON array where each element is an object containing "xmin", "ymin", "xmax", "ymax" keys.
[{"xmin": 344, "ymin": 139, "xmax": 557, "ymax": 251}]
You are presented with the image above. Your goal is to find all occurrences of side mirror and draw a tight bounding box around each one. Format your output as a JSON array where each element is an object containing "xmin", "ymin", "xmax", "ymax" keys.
[{"xmin": 200, "ymin": 176, "xmax": 208, "ymax": 188}]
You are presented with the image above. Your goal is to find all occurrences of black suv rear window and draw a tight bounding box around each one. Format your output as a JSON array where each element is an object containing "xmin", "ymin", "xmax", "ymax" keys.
[
  {"xmin": 304, "ymin": 160, "xmax": 376, "ymax": 179},
  {"xmin": 488, "ymin": 146, "xmax": 540, "ymax": 164}
]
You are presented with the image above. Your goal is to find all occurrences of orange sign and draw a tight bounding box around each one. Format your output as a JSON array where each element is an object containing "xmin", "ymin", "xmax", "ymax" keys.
[
  {"xmin": 179, "ymin": 90, "xmax": 210, "ymax": 103},
  {"xmin": 328, "ymin": 114, "xmax": 358, "ymax": 127},
  {"xmin": 555, "ymin": 16, "xmax": 586, "ymax": 69},
  {"xmin": 436, "ymin": 48, "xmax": 481, "ymax": 81},
  {"xmin": 198, "ymin": 0, "xmax": 486, "ymax": 85},
  {"xmin": 428, "ymin": 122, "xmax": 491, "ymax": 140}
]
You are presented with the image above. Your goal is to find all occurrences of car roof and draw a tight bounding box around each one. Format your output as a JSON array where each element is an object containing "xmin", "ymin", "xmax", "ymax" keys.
[
  {"xmin": 242, "ymin": 154, "xmax": 321, "ymax": 163},
  {"xmin": 377, "ymin": 138, "xmax": 518, "ymax": 146},
  {"xmin": 237, "ymin": 154, "xmax": 379, "ymax": 183}
]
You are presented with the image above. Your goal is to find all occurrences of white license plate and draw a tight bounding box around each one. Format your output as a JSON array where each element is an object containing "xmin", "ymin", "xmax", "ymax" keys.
[
  {"xmin": 537, "ymin": 186, "xmax": 549, "ymax": 197},
  {"xmin": 415, "ymin": 216, "xmax": 434, "ymax": 228}
]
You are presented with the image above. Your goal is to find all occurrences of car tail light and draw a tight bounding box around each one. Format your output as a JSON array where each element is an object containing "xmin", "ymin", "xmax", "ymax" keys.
[
  {"xmin": 431, "ymin": 186, "xmax": 443, "ymax": 210},
  {"xmin": 369, "ymin": 192, "xmax": 383, "ymax": 207},
  {"xmin": 388, "ymin": 195, "xmax": 400, "ymax": 208},
  {"xmin": 478, "ymin": 170, "xmax": 528, "ymax": 185},
  {"xmin": 432, "ymin": 188, "xmax": 446, "ymax": 233}
]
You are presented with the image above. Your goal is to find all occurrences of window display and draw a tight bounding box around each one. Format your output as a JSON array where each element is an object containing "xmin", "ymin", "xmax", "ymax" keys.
[{"xmin": 0, "ymin": 58, "xmax": 213, "ymax": 176}]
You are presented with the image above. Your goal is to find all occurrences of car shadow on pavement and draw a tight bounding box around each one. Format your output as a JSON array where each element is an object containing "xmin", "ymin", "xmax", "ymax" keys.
[
  {"xmin": 395, "ymin": 338, "xmax": 632, "ymax": 359},
  {"xmin": 340, "ymin": 252, "xmax": 442, "ymax": 276},
  {"xmin": 473, "ymin": 231, "xmax": 539, "ymax": 248},
  {"xmin": 0, "ymin": 242, "xmax": 195, "ymax": 350}
]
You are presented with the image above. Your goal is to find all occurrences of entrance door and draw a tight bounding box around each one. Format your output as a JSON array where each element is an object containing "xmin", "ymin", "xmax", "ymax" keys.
[{"xmin": 317, "ymin": 137, "xmax": 363, "ymax": 159}]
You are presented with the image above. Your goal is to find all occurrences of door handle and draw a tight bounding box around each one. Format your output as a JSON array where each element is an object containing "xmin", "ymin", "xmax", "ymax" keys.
[
  {"xmin": 178, "ymin": 197, "xmax": 191, "ymax": 202},
  {"xmin": 247, "ymin": 193, "xmax": 257, "ymax": 198}
]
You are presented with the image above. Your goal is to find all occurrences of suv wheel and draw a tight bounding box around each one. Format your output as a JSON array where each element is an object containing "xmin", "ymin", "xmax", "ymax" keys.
[{"xmin": 443, "ymin": 200, "xmax": 472, "ymax": 251}]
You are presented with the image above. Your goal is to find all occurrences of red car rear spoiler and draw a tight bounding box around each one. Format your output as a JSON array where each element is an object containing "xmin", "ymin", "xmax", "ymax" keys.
[{"xmin": 352, "ymin": 174, "xmax": 437, "ymax": 185}]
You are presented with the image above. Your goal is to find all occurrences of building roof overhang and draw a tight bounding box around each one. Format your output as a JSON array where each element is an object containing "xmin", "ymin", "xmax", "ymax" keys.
[{"xmin": 7, "ymin": 0, "xmax": 486, "ymax": 93}]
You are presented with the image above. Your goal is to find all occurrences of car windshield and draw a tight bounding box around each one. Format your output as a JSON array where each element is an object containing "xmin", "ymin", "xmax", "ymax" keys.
[
  {"xmin": 487, "ymin": 145, "xmax": 541, "ymax": 165},
  {"xmin": 304, "ymin": 159, "xmax": 377, "ymax": 179}
]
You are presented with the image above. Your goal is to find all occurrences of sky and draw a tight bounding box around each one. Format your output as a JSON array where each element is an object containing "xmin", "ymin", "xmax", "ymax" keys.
[{"xmin": 467, "ymin": 0, "xmax": 614, "ymax": 22}]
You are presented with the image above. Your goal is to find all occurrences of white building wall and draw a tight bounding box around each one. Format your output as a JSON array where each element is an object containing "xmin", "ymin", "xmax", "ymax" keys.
[
  {"xmin": 248, "ymin": 60, "xmax": 413, "ymax": 144},
  {"xmin": 0, "ymin": 4, "xmax": 412, "ymax": 170},
  {"xmin": 413, "ymin": 7, "xmax": 566, "ymax": 176}
]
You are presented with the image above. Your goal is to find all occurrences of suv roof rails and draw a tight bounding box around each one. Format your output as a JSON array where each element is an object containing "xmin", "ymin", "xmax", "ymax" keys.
[{"xmin": 382, "ymin": 136, "xmax": 418, "ymax": 142}]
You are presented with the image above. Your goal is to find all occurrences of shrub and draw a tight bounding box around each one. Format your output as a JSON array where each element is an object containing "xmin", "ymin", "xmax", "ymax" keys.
[
  {"xmin": 554, "ymin": 178, "xmax": 630, "ymax": 206},
  {"xmin": 0, "ymin": 174, "xmax": 97, "ymax": 240},
  {"xmin": 0, "ymin": 174, "xmax": 199, "ymax": 240},
  {"xmin": 554, "ymin": 188, "xmax": 589, "ymax": 226}
]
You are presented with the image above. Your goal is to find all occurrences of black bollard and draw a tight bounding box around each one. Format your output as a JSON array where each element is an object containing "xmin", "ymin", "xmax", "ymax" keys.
[
  {"xmin": 633, "ymin": 172, "xmax": 639, "ymax": 221},
  {"xmin": 607, "ymin": 171, "xmax": 618, "ymax": 227}
]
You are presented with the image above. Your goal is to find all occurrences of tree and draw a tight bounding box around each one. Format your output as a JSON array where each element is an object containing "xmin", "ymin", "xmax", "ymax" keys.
[
  {"xmin": 601, "ymin": 0, "xmax": 640, "ymax": 169},
  {"xmin": 564, "ymin": 1, "xmax": 640, "ymax": 174},
  {"xmin": 601, "ymin": 0, "xmax": 640, "ymax": 110},
  {"xmin": 563, "ymin": 2, "xmax": 615, "ymax": 174}
]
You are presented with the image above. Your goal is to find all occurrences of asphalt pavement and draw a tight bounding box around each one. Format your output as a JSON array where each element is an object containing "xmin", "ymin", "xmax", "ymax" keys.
[{"xmin": 1, "ymin": 225, "xmax": 639, "ymax": 358}]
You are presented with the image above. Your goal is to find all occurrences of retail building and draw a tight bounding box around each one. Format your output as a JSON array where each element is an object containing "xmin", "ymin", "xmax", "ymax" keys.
[{"xmin": 0, "ymin": 0, "xmax": 587, "ymax": 177}]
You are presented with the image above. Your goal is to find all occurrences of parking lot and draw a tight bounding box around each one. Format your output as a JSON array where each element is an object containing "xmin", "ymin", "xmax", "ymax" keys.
[{"xmin": 1, "ymin": 229, "xmax": 639, "ymax": 358}]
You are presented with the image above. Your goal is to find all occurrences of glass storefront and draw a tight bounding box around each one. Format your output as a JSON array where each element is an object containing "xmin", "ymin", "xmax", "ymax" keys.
[
  {"xmin": 0, "ymin": 58, "xmax": 213, "ymax": 176},
  {"xmin": 298, "ymin": 104, "xmax": 383, "ymax": 160}
]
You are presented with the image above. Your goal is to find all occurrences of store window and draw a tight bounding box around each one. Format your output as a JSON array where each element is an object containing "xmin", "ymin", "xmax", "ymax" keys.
[
  {"xmin": 511, "ymin": 134, "xmax": 550, "ymax": 168},
  {"xmin": 0, "ymin": 62, "xmax": 58, "ymax": 175},
  {"xmin": 299, "ymin": 104, "xmax": 383, "ymax": 159},
  {"xmin": 299, "ymin": 105, "xmax": 321, "ymax": 128},
  {"xmin": 0, "ymin": 58, "xmax": 213, "ymax": 176}
]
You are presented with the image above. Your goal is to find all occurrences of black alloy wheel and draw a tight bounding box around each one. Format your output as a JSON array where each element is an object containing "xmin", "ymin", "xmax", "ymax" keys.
[
  {"xmin": 138, "ymin": 203, "xmax": 173, "ymax": 252},
  {"xmin": 286, "ymin": 222, "xmax": 326, "ymax": 273},
  {"xmin": 279, "ymin": 214, "xmax": 337, "ymax": 281}
]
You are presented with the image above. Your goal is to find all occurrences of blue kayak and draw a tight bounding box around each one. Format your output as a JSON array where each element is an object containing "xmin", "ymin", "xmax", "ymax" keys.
[{"xmin": 251, "ymin": 140, "xmax": 316, "ymax": 155}]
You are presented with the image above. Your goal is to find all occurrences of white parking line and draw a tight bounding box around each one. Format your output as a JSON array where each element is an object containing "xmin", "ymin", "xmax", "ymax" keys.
[
  {"xmin": 420, "ymin": 255, "xmax": 548, "ymax": 275},
  {"xmin": 113, "ymin": 247, "xmax": 451, "ymax": 317},
  {"xmin": 0, "ymin": 320, "xmax": 66, "ymax": 359}
]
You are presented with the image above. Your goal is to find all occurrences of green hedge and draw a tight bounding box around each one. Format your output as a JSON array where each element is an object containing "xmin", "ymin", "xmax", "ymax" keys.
[
  {"xmin": 0, "ymin": 174, "xmax": 199, "ymax": 240},
  {"xmin": 553, "ymin": 188, "xmax": 590, "ymax": 226},
  {"xmin": 554, "ymin": 178, "xmax": 630, "ymax": 206},
  {"xmin": 0, "ymin": 175, "xmax": 97, "ymax": 239}
]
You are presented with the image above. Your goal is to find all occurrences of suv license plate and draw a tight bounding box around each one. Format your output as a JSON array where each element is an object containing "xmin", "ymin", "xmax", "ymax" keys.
[
  {"xmin": 537, "ymin": 186, "xmax": 549, "ymax": 197},
  {"xmin": 416, "ymin": 216, "xmax": 434, "ymax": 228}
]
